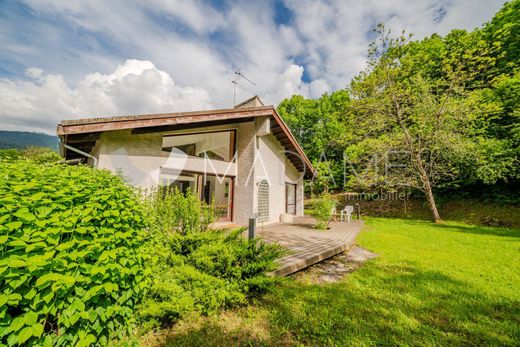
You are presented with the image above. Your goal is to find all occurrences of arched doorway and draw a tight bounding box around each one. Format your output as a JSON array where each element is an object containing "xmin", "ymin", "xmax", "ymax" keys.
[{"xmin": 257, "ymin": 180, "xmax": 269, "ymax": 223}]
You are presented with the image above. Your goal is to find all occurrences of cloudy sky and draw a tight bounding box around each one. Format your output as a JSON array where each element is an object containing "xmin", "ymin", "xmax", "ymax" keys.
[{"xmin": 0, "ymin": 0, "xmax": 506, "ymax": 134}]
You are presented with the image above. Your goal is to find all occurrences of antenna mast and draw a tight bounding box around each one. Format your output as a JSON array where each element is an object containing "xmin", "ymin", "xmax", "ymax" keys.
[{"xmin": 231, "ymin": 69, "xmax": 256, "ymax": 106}]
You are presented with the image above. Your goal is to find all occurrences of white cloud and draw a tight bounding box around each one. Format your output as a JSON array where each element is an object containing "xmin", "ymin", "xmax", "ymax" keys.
[
  {"xmin": 25, "ymin": 67, "xmax": 43, "ymax": 79},
  {"xmin": 284, "ymin": 0, "xmax": 506, "ymax": 90},
  {"xmin": 0, "ymin": 0, "xmax": 507, "ymax": 133},
  {"xmin": 263, "ymin": 65, "xmax": 330, "ymax": 104},
  {"xmin": 0, "ymin": 59, "xmax": 211, "ymax": 134}
]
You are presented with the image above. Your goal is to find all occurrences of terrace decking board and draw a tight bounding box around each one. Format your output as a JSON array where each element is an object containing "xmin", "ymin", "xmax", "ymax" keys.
[{"xmin": 256, "ymin": 217, "xmax": 363, "ymax": 277}]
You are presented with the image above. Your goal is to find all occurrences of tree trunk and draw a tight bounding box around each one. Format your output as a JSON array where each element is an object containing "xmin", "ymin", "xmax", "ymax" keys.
[
  {"xmin": 416, "ymin": 160, "xmax": 442, "ymax": 223},
  {"xmin": 422, "ymin": 179, "xmax": 442, "ymax": 223}
]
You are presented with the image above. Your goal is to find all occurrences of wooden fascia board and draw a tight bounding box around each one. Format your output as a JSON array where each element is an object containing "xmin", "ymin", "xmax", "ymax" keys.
[
  {"xmin": 57, "ymin": 108, "xmax": 273, "ymax": 136},
  {"xmin": 269, "ymin": 108, "xmax": 316, "ymax": 176}
]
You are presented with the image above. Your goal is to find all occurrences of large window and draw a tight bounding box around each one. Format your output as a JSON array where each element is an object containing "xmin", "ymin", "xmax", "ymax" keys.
[{"xmin": 162, "ymin": 130, "xmax": 235, "ymax": 162}]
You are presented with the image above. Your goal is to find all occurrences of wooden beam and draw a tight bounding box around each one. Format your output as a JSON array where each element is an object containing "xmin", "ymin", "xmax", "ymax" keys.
[
  {"xmin": 279, "ymin": 138, "xmax": 293, "ymax": 146},
  {"xmin": 66, "ymin": 133, "xmax": 100, "ymax": 143},
  {"xmin": 132, "ymin": 117, "xmax": 254, "ymax": 135},
  {"xmin": 272, "ymin": 128, "xmax": 285, "ymax": 136},
  {"xmin": 68, "ymin": 141, "xmax": 96, "ymax": 149}
]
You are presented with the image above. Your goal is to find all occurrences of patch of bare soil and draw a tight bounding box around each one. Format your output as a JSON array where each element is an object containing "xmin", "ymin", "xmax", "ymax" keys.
[{"xmin": 291, "ymin": 246, "xmax": 378, "ymax": 284}]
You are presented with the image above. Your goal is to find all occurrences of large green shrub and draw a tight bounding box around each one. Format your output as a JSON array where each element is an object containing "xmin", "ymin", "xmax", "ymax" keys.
[
  {"xmin": 139, "ymin": 189, "xmax": 285, "ymax": 330},
  {"xmin": 142, "ymin": 187, "xmax": 215, "ymax": 237},
  {"xmin": 312, "ymin": 194, "xmax": 336, "ymax": 230},
  {"xmin": 0, "ymin": 161, "xmax": 147, "ymax": 346}
]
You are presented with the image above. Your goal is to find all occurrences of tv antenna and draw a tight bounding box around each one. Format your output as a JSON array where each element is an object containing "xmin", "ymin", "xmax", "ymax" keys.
[{"xmin": 231, "ymin": 69, "xmax": 256, "ymax": 106}]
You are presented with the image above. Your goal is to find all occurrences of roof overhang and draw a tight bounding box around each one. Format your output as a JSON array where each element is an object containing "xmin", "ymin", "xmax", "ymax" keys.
[{"xmin": 57, "ymin": 106, "xmax": 315, "ymax": 177}]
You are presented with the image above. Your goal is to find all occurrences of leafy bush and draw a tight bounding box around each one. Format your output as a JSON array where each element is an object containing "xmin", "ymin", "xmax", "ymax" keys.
[
  {"xmin": 0, "ymin": 161, "xmax": 147, "ymax": 346},
  {"xmin": 21, "ymin": 147, "xmax": 61, "ymax": 164},
  {"xmin": 0, "ymin": 149, "xmax": 21, "ymax": 161},
  {"xmin": 312, "ymin": 194, "xmax": 336, "ymax": 230},
  {"xmin": 0, "ymin": 147, "xmax": 61, "ymax": 164},
  {"xmin": 142, "ymin": 187, "xmax": 215, "ymax": 237},
  {"xmin": 139, "ymin": 189, "xmax": 285, "ymax": 330}
]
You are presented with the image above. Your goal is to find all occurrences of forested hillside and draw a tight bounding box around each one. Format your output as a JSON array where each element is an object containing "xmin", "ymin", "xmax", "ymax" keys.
[
  {"xmin": 278, "ymin": 0, "xmax": 519, "ymax": 217},
  {"xmin": 0, "ymin": 131, "xmax": 59, "ymax": 150}
]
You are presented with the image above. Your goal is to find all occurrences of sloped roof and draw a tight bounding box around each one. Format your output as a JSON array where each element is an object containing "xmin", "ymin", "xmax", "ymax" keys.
[{"xmin": 58, "ymin": 100, "xmax": 315, "ymax": 176}]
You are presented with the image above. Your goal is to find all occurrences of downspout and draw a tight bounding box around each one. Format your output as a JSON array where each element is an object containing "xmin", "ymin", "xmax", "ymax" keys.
[{"xmin": 62, "ymin": 142, "xmax": 98, "ymax": 168}]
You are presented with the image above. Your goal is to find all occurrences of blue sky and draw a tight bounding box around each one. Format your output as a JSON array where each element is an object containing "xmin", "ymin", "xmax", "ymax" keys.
[{"xmin": 0, "ymin": 0, "xmax": 506, "ymax": 133}]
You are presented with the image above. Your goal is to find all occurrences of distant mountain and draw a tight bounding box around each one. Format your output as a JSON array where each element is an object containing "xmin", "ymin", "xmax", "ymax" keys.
[{"xmin": 0, "ymin": 131, "xmax": 59, "ymax": 150}]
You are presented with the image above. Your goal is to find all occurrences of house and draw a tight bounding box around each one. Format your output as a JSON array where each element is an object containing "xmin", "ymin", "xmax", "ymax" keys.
[{"xmin": 57, "ymin": 96, "xmax": 315, "ymax": 226}]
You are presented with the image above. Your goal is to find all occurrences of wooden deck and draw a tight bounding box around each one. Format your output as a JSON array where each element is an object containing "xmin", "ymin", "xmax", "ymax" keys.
[{"xmin": 256, "ymin": 216, "xmax": 363, "ymax": 276}]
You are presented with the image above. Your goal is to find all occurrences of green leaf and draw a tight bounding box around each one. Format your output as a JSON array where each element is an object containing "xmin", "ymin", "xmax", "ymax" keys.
[
  {"xmin": 13, "ymin": 209, "xmax": 36, "ymax": 222},
  {"xmin": 72, "ymin": 300, "xmax": 85, "ymax": 312},
  {"xmin": 26, "ymin": 242, "xmax": 47, "ymax": 252},
  {"xmin": 55, "ymin": 242, "xmax": 75, "ymax": 252},
  {"xmin": 26, "ymin": 254, "xmax": 47, "ymax": 267},
  {"xmin": 36, "ymin": 206, "xmax": 53, "ymax": 218},
  {"xmin": 9, "ymin": 316, "xmax": 25, "ymax": 332},
  {"xmin": 83, "ymin": 334, "xmax": 97, "ymax": 346},
  {"xmin": 35, "ymin": 220, "xmax": 47, "ymax": 228},
  {"xmin": 0, "ymin": 214, "xmax": 9, "ymax": 224},
  {"xmin": 24, "ymin": 311, "xmax": 38, "ymax": 326},
  {"xmin": 32, "ymin": 323, "xmax": 44, "ymax": 337},
  {"xmin": 42, "ymin": 290, "xmax": 54, "ymax": 304},
  {"xmin": 8, "ymin": 293, "xmax": 22, "ymax": 304},
  {"xmin": 17, "ymin": 326, "xmax": 33, "ymax": 345},
  {"xmin": 43, "ymin": 335, "xmax": 53, "ymax": 347},
  {"xmin": 0, "ymin": 235, "xmax": 8, "ymax": 245},
  {"xmin": 24, "ymin": 288, "xmax": 37, "ymax": 300},
  {"xmin": 7, "ymin": 240, "xmax": 26, "ymax": 247},
  {"xmin": 69, "ymin": 313, "xmax": 80, "ymax": 326},
  {"xmin": 8, "ymin": 258, "xmax": 26, "ymax": 267},
  {"xmin": 5, "ymin": 221, "xmax": 22, "ymax": 231},
  {"xmin": 29, "ymin": 192, "xmax": 46, "ymax": 201},
  {"xmin": 87, "ymin": 310, "xmax": 98, "ymax": 323},
  {"xmin": 35, "ymin": 273, "xmax": 59, "ymax": 287}
]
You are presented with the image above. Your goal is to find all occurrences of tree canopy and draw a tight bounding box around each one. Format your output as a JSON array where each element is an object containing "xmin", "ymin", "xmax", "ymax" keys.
[{"xmin": 277, "ymin": 0, "xmax": 520, "ymax": 220}]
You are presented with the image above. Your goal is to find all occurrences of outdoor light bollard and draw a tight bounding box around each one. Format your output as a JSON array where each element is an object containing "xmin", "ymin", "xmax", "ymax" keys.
[
  {"xmin": 248, "ymin": 213, "xmax": 260, "ymax": 240},
  {"xmin": 355, "ymin": 203, "xmax": 360, "ymax": 220}
]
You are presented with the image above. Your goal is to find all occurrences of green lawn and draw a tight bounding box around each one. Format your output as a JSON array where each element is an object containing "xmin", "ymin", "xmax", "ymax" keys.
[{"xmin": 143, "ymin": 218, "xmax": 520, "ymax": 346}]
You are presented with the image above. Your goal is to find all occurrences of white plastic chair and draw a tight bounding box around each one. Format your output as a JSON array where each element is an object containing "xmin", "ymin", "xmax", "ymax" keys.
[{"xmin": 340, "ymin": 205, "xmax": 354, "ymax": 222}]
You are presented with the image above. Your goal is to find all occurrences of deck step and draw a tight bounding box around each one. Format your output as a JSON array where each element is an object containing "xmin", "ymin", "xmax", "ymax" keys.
[{"xmin": 257, "ymin": 217, "xmax": 363, "ymax": 277}]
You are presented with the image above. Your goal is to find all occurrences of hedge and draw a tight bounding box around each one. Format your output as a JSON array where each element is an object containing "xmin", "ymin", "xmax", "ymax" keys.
[{"xmin": 0, "ymin": 161, "xmax": 147, "ymax": 346}]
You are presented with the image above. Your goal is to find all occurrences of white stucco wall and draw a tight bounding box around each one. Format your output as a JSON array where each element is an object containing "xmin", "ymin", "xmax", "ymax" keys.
[
  {"xmin": 254, "ymin": 134, "xmax": 285, "ymax": 225},
  {"xmin": 252, "ymin": 117, "xmax": 305, "ymax": 224}
]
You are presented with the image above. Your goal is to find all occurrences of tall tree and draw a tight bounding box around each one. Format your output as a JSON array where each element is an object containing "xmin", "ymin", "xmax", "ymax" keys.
[{"xmin": 349, "ymin": 26, "xmax": 486, "ymax": 222}]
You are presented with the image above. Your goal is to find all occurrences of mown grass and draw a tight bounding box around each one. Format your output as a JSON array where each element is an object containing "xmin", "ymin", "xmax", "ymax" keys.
[{"xmin": 142, "ymin": 218, "xmax": 520, "ymax": 346}]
